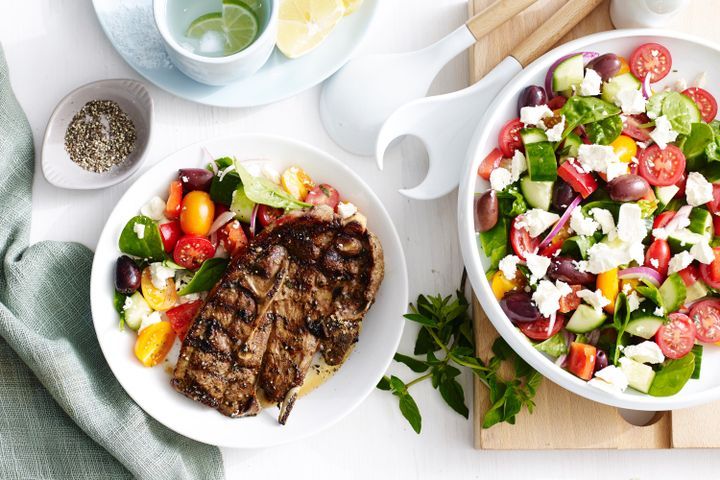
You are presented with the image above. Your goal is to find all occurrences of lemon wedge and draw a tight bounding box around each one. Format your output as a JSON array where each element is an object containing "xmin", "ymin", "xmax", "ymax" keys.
[
  {"xmin": 342, "ymin": 0, "xmax": 363, "ymax": 15},
  {"xmin": 277, "ymin": 0, "xmax": 346, "ymax": 59}
]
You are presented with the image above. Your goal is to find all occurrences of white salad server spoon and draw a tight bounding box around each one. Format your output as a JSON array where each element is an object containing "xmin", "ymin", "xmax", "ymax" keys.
[
  {"xmin": 319, "ymin": 0, "xmax": 538, "ymax": 156},
  {"xmin": 377, "ymin": 0, "xmax": 605, "ymax": 200}
]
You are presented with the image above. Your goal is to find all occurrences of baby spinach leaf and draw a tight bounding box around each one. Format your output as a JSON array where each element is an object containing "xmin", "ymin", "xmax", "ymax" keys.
[
  {"xmin": 118, "ymin": 216, "xmax": 165, "ymax": 262},
  {"xmin": 495, "ymin": 187, "xmax": 527, "ymax": 217},
  {"xmin": 662, "ymin": 92, "xmax": 696, "ymax": 135},
  {"xmin": 113, "ymin": 291, "xmax": 127, "ymax": 330},
  {"xmin": 561, "ymin": 96, "xmax": 621, "ymax": 131},
  {"xmin": 477, "ymin": 217, "xmax": 509, "ymax": 270},
  {"xmin": 649, "ymin": 353, "xmax": 695, "ymax": 397},
  {"xmin": 646, "ymin": 91, "xmax": 670, "ymax": 120},
  {"xmin": 636, "ymin": 281, "xmax": 663, "ymax": 308},
  {"xmin": 585, "ymin": 115, "xmax": 623, "ymax": 145},
  {"xmin": 682, "ymin": 122, "xmax": 714, "ymax": 160},
  {"xmin": 612, "ymin": 293, "xmax": 630, "ymax": 364},
  {"xmin": 234, "ymin": 162, "xmax": 310, "ymax": 210},
  {"xmin": 178, "ymin": 258, "xmax": 229, "ymax": 295}
]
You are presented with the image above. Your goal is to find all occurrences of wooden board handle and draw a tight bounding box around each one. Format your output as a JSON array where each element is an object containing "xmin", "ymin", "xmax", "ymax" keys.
[
  {"xmin": 465, "ymin": 0, "xmax": 538, "ymax": 41},
  {"xmin": 509, "ymin": 0, "xmax": 605, "ymax": 67}
]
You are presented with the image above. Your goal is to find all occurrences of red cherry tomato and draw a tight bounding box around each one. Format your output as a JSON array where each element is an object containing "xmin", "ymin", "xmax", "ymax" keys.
[
  {"xmin": 682, "ymin": 87, "xmax": 718, "ymax": 123},
  {"xmin": 644, "ymin": 239, "xmax": 671, "ymax": 277},
  {"xmin": 165, "ymin": 180, "xmax": 183, "ymax": 220},
  {"xmin": 656, "ymin": 313, "xmax": 696, "ymax": 359},
  {"xmin": 547, "ymin": 96, "xmax": 567, "ymax": 110},
  {"xmin": 706, "ymin": 184, "xmax": 720, "ymax": 215},
  {"xmin": 166, "ymin": 300, "xmax": 203, "ymax": 341},
  {"xmin": 622, "ymin": 113, "xmax": 653, "ymax": 142},
  {"xmin": 257, "ymin": 205, "xmax": 284, "ymax": 227},
  {"xmin": 558, "ymin": 285, "xmax": 583, "ymax": 314},
  {"xmin": 519, "ymin": 314, "xmax": 565, "ymax": 341},
  {"xmin": 510, "ymin": 216, "xmax": 540, "ymax": 261},
  {"xmin": 567, "ymin": 342, "xmax": 597, "ymax": 380},
  {"xmin": 689, "ymin": 299, "xmax": 720, "ymax": 343},
  {"xmin": 498, "ymin": 118, "xmax": 525, "ymax": 157},
  {"xmin": 674, "ymin": 173, "xmax": 686, "ymax": 198},
  {"xmin": 629, "ymin": 42, "xmax": 672, "ymax": 82},
  {"xmin": 304, "ymin": 184, "xmax": 340, "ymax": 210},
  {"xmin": 700, "ymin": 247, "xmax": 720, "ymax": 289},
  {"xmin": 678, "ymin": 264, "xmax": 699, "ymax": 287},
  {"xmin": 558, "ymin": 161, "xmax": 598, "ymax": 198},
  {"xmin": 478, "ymin": 148, "xmax": 504, "ymax": 181},
  {"xmin": 638, "ymin": 144, "xmax": 686, "ymax": 187},
  {"xmin": 173, "ymin": 235, "xmax": 216, "ymax": 270},
  {"xmin": 653, "ymin": 211, "xmax": 675, "ymax": 230},
  {"xmin": 218, "ymin": 220, "xmax": 248, "ymax": 256},
  {"xmin": 158, "ymin": 221, "xmax": 182, "ymax": 253},
  {"xmin": 539, "ymin": 224, "xmax": 571, "ymax": 257}
]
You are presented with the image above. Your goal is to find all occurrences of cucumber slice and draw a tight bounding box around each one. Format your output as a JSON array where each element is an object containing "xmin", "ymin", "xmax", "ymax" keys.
[
  {"xmin": 620, "ymin": 357, "xmax": 656, "ymax": 394},
  {"xmin": 525, "ymin": 142, "xmax": 558, "ymax": 181},
  {"xmin": 123, "ymin": 291, "xmax": 152, "ymax": 331},
  {"xmin": 686, "ymin": 280, "xmax": 709, "ymax": 304},
  {"xmin": 566, "ymin": 304, "xmax": 607, "ymax": 333},
  {"xmin": 659, "ymin": 273, "xmax": 687, "ymax": 313},
  {"xmin": 521, "ymin": 128, "xmax": 548, "ymax": 145},
  {"xmin": 625, "ymin": 315, "xmax": 664, "ymax": 339},
  {"xmin": 601, "ymin": 73, "xmax": 642, "ymax": 105},
  {"xmin": 520, "ymin": 176, "xmax": 554, "ymax": 211},
  {"xmin": 562, "ymin": 132, "xmax": 583, "ymax": 158},
  {"xmin": 667, "ymin": 228, "xmax": 706, "ymax": 253},
  {"xmin": 561, "ymin": 235, "xmax": 596, "ymax": 260},
  {"xmin": 691, "ymin": 344, "xmax": 703, "ymax": 380},
  {"xmin": 552, "ymin": 54, "xmax": 585, "ymax": 93},
  {"xmin": 688, "ymin": 207, "xmax": 713, "ymax": 238},
  {"xmin": 230, "ymin": 185, "xmax": 255, "ymax": 223},
  {"xmin": 655, "ymin": 185, "xmax": 679, "ymax": 207}
]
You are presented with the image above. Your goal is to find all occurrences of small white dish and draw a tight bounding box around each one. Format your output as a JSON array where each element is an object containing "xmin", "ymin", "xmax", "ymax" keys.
[
  {"xmin": 153, "ymin": 0, "xmax": 278, "ymax": 85},
  {"xmin": 90, "ymin": 134, "xmax": 408, "ymax": 448},
  {"xmin": 41, "ymin": 79, "xmax": 153, "ymax": 190}
]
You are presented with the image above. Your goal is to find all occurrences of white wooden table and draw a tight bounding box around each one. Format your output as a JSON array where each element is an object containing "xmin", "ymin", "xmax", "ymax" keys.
[{"xmin": 1, "ymin": 0, "xmax": 718, "ymax": 477}]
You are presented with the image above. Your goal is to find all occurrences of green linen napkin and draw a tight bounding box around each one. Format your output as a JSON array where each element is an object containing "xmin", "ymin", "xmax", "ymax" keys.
[{"xmin": 0, "ymin": 47, "xmax": 224, "ymax": 480}]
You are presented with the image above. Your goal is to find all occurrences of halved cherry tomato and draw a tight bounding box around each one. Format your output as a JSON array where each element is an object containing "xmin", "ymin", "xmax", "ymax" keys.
[
  {"xmin": 305, "ymin": 184, "xmax": 340, "ymax": 210},
  {"xmin": 218, "ymin": 220, "xmax": 248, "ymax": 256},
  {"xmin": 510, "ymin": 216, "xmax": 540, "ymax": 261},
  {"xmin": 653, "ymin": 211, "xmax": 675, "ymax": 230},
  {"xmin": 682, "ymin": 87, "xmax": 718, "ymax": 123},
  {"xmin": 547, "ymin": 96, "xmax": 567, "ymax": 110},
  {"xmin": 597, "ymin": 268, "xmax": 619, "ymax": 314},
  {"xmin": 610, "ymin": 135, "xmax": 637, "ymax": 163},
  {"xmin": 498, "ymin": 118, "xmax": 524, "ymax": 157},
  {"xmin": 280, "ymin": 166, "xmax": 314, "ymax": 201},
  {"xmin": 173, "ymin": 235, "xmax": 216, "ymax": 270},
  {"xmin": 645, "ymin": 239, "xmax": 671, "ymax": 278},
  {"xmin": 568, "ymin": 342, "xmax": 597, "ymax": 380},
  {"xmin": 159, "ymin": 221, "xmax": 182, "ymax": 253},
  {"xmin": 674, "ymin": 173, "xmax": 686, "ymax": 198},
  {"xmin": 258, "ymin": 205, "xmax": 283, "ymax": 227},
  {"xmin": 519, "ymin": 314, "xmax": 565, "ymax": 341},
  {"xmin": 700, "ymin": 247, "xmax": 720, "ymax": 289},
  {"xmin": 678, "ymin": 264, "xmax": 699, "ymax": 287},
  {"xmin": 629, "ymin": 42, "xmax": 672, "ymax": 82},
  {"xmin": 706, "ymin": 184, "xmax": 720, "ymax": 215},
  {"xmin": 638, "ymin": 144, "xmax": 686, "ymax": 187},
  {"xmin": 134, "ymin": 321, "xmax": 176, "ymax": 367},
  {"xmin": 539, "ymin": 224, "xmax": 571, "ymax": 257},
  {"xmin": 559, "ymin": 285, "xmax": 583, "ymax": 314},
  {"xmin": 180, "ymin": 191, "xmax": 215, "ymax": 236},
  {"xmin": 165, "ymin": 180, "xmax": 183, "ymax": 220},
  {"xmin": 558, "ymin": 160, "xmax": 598, "ymax": 198},
  {"xmin": 140, "ymin": 267, "xmax": 178, "ymax": 311},
  {"xmin": 622, "ymin": 113, "xmax": 652, "ymax": 142},
  {"xmin": 616, "ymin": 56, "xmax": 630, "ymax": 76},
  {"xmin": 478, "ymin": 148, "xmax": 504, "ymax": 180},
  {"xmin": 689, "ymin": 299, "xmax": 720, "ymax": 343},
  {"xmin": 166, "ymin": 300, "xmax": 203, "ymax": 341},
  {"xmin": 656, "ymin": 313, "xmax": 696, "ymax": 359}
]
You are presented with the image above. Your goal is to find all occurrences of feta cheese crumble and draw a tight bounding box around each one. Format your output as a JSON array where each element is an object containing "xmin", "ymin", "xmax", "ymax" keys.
[
  {"xmin": 520, "ymin": 105, "xmax": 553, "ymax": 127},
  {"xmin": 668, "ymin": 251, "xmax": 694, "ymax": 274},
  {"xmin": 499, "ymin": 255, "xmax": 521, "ymax": 280},
  {"xmin": 516, "ymin": 209, "xmax": 560, "ymax": 238},
  {"xmin": 585, "ymin": 240, "xmax": 644, "ymax": 274},
  {"xmin": 140, "ymin": 196, "xmax": 166, "ymax": 221},
  {"xmin": 525, "ymin": 253, "xmax": 551, "ymax": 284},
  {"xmin": 490, "ymin": 168, "xmax": 513, "ymax": 192},
  {"xmin": 616, "ymin": 87, "xmax": 646, "ymax": 114},
  {"xmin": 654, "ymin": 306, "xmax": 665, "ymax": 317},
  {"xmin": 589, "ymin": 208, "xmax": 617, "ymax": 239},
  {"xmin": 510, "ymin": 150, "xmax": 528, "ymax": 181},
  {"xmin": 532, "ymin": 280, "xmax": 572, "ymax": 320},
  {"xmin": 577, "ymin": 144, "xmax": 620, "ymax": 175},
  {"xmin": 622, "ymin": 341, "xmax": 665, "ymax": 364},
  {"xmin": 577, "ymin": 288, "xmax": 610, "ymax": 313},
  {"xmin": 691, "ymin": 241, "xmax": 714, "ymax": 264},
  {"xmin": 685, "ymin": 172, "xmax": 713, "ymax": 206},
  {"xmin": 616, "ymin": 203, "xmax": 647, "ymax": 243},
  {"xmin": 149, "ymin": 262, "xmax": 175, "ymax": 289},
  {"xmin": 337, "ymin": 202, "xmax": 358, "ymax": 219},
  {"xmin": 627, "ymin": 291, "xmax": 641, "ymax": 312},
  {"xmin": 133, "ymin": 223, "xmax": 146, "ymax": 240},
  {"xmin": 569, "ymin": 208, "xmax": 599, "ymax": 236},
  {"xmin": 545, "ymin": 115, "xmax": 566, "ymax": 142},
  {"xmin": 580, "ymin": 68, "xmax": 602, "ymax": 96},
  {"xmin": 589, "ymin": 365, "xmax": 628, "ymax": 393},
  {"xmin": 649, "ymin": 115, "xmax": 678, "ymax": 149}
]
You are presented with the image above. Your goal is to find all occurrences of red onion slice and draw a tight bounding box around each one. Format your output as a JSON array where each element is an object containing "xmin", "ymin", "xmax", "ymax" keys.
[
  {"xmin": 538, "ymin": 195, "xmax": 582, "ymax": 251},
  {"xmin": 618, "ymin": 266, "xmax": 662, "ymax": 286},
  {"xmin": 249, "ymin": 203, "xmax": 259, "ymax": 238},
  {"xmin": 544, "ymin": 52, "xmax": 600, "ymax": 95},
  {"xmin": 642, "ymin": 74, "xmax": 652, "ymax": 99},
  {"xmin": 664, "ymin": 205, "xmax": 692, "ymax": 232},
  {"xmin": 208, "ymin": 210, "xmax": 236, "ymax": 236}
]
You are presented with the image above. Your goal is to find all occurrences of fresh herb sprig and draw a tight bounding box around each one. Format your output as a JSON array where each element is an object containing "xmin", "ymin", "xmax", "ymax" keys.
[{"xmin": 378, "ymin": 272, "xmax": 541, "ymax": 433}]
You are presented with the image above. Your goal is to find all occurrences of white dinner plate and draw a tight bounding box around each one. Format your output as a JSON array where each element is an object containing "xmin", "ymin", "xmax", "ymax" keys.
[
  {"xmin": 459, "ymin": 30, "xmax": 720, "ymax": 411},
  {"xmin": 91, "ymin": 0, "xmax": 379, "ymax": 107},
  {"xmin": 91, "ymin": 134, "xmax": 408, "ymax": 447}
]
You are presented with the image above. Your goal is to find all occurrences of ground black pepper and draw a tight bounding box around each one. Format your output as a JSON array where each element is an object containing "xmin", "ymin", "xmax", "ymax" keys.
[{"xmin": 64, "ymin": 99, "xmax": 136, "ymax": 173}]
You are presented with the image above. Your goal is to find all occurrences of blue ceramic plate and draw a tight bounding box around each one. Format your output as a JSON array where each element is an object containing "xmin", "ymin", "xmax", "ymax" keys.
[{"xmin": 92, "ymin": 0, "xmax": 379, "ymax": 107}]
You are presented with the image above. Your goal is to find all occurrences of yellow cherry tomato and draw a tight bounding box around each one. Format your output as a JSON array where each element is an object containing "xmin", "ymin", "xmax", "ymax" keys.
[
  {"xmin": 134, "ymin": 321, "xmax": 176, "ymax": 367},
  {"xmin": 281, "ymin": 166, "xmax": 314, "ymax": 201},
  {"xmin": 140, "ymin": 267, "xmax": 178, "ymax": 311},
  {"xmin": 617, "ymin": 56, "xmax": 630, "ymax": 76},
  {"xmin": 491, "ymin": 270, "xmax": 518, "ymax": 300},
  {"xmin": 179, "ymin": 191, "xmax": 215, "ymax": 236},
  {"xmin": 620, "ymin": 278, "xmax": 639, "ymax": 294},
  {"xmin": 597, "ymin": 268, "xmax": 619, "ymax": 314},
  {"xmin": 610, "ymin": 135, "xmax": 638, "ymax": 164}
]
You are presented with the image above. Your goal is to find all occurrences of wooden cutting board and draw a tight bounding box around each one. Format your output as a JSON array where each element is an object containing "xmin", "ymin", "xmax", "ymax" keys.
[{"xmin": 469, "ymin": 0, "xmax": 720, "ymax": 449}]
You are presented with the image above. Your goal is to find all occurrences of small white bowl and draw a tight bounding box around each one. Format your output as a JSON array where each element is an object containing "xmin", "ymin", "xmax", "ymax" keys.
[
  {"xmin": 41, "ymin": 79, "xmax": 153, "ymax": 190},
  {"xmin": 153, "ymin": 0, "xmax": 278, "ymax": 86}
]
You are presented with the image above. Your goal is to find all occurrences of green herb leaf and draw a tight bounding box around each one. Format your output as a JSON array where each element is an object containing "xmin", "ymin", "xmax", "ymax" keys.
[
  {"xmin": 414, "ymin": 327, "xmax": 438, "ymax": 355},
  {"xmin": 403, "ymin": 313, "xmax": 438, "ymax": 328},
  {"xmin": 398, "ymin": 392, "xmax": 422, "ymax": 433},
  {"xmin": 178, "ymin": 258, "xmax": 229, "ymax": 295},
  {"xmin": 376, "ymin": 376, "xmax": 391, "ymax": 391},
  {"xmin": 438, "ymin": 378, "xmax": 469, "ymax": 418},
  {"xmin": 234, "ymin": 162, "xmax": 310, "ymax": 210},
  {"xmin": 394, "ymin": 353, "xmax": 429, "ymax": 373}
]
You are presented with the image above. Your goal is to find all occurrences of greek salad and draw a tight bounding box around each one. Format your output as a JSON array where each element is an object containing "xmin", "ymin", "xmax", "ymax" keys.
[
  {"xmin": 476, "ymin": 43, "xmax": 720, "ymax": 396},
  {"xmin": 113, "ymin": 154, "xmax": 354, "ymax": 368}
]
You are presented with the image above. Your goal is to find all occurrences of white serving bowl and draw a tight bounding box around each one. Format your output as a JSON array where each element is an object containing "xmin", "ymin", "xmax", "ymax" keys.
[
  {"xmin": 459, "ymin": 30, "xmax": 720, "ymax": 411},
  {"xmin": 91, "ymin": 134, "xmax": 408, "ymax": 447}
]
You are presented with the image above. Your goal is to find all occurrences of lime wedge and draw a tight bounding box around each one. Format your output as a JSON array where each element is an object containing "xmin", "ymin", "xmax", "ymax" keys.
[{"xmin": 185, "ymin": 1, "xmax": 259, "ymax": 56}]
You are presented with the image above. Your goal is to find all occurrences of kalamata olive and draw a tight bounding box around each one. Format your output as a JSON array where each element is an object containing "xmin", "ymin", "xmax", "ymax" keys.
[
  {"xmin": 552, "ymin": 178, "xmax": 576, "ymax": 211},
  {"xmin": 517, "ymin": 85, "xmax": 548, "ymax": 115},
  {"xmin": 586, "ymin": 53, "xmax": 622, "ymax": 82},
  {"xmin": 547, "ymin": 257, "xmax": 597, "ymax": 285},
  {"xmin": 475, "ymin": 190, "xmax": 499, "ymax": 233},
  {"xmin": 594, "ymin": 349, "xmax": 609, "ymax": 372},
  {"xmin": 500, "ymin": 292, "xmax": 542, "ymax": 323},
  {"xmin": 607, "ymin": 174, "xmax": 650, "ymax": 202},
  {"xmin": 178, "ymin": 168, "xmax": 214, "ymax": 193},
  {"xmin": 115, "ymin": 255, "xmax": 141, "ymax": 295}
]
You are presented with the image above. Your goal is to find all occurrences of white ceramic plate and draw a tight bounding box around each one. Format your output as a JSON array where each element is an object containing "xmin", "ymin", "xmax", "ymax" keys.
[
  {"xmin": 91, "ymin": 134, "xmax": 408, "ymax": 447},
  {"xmin": 459, "ymin": 30, "xmax": 720, "ymax": 411},
  {"xmin": 91, "ymin": 0, "xmax": 379, "ymax": 108}
]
